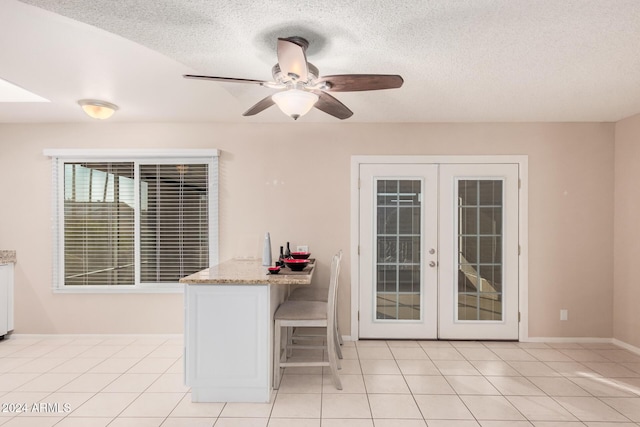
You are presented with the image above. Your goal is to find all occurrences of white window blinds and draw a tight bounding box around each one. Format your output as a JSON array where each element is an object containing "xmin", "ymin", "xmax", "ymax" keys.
[
  {"xmin": 140, "ymin": 164, "xmax": 209, "ymax": 283},
  {"xmin": 48, "ymin": 150, "xmax": 218, "ymax": 291}
]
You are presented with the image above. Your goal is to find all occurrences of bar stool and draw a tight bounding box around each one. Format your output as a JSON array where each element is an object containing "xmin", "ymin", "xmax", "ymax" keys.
[
  {"xmin": 286, "ymin": 250, "xmax": 344, "ymax": 358},
  {"xmin": 273, "ymin": 254, "xmax": 342, "ymax": 390}
]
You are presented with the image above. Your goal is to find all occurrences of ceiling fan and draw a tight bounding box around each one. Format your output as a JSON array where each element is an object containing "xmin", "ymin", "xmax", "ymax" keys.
[{"xmin": 184, "ymin": 36, "xmax": 404, "ymax": 120}]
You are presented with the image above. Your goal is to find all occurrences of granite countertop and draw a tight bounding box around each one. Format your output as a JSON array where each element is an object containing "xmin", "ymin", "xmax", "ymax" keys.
[
  {"xmin": 0, "ymin": 250, "xmax": 16, "ymax": 264},
  {"xmin": 180, "ymin": 258, "xmax": 314, "ymax": 285}
]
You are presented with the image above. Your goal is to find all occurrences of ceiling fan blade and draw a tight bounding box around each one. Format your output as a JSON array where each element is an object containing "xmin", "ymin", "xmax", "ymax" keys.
[
  {"xmin": 311, "ymin": 90, "xmax": 353, "ymax": 120},
  {"xmin": 242, "ymin": 95, "xmax": 275, "ymax": 116},
  {"xmin": 277, "ymin": 38, "xmax": 309, "ymax": 82},
  {"xmin": 315, "ymin": 74, "xmax": 404, "ymax": 92},
  {"xmin": 184, "ymin": 74, "xmax": 268, "ymax": 85}
]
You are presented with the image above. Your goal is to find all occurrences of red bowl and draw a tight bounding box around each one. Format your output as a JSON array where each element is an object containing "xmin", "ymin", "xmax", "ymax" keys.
[
  {"xmin": 290, "ymin": 251, "xmax": 311, "ymax": 260},
  {"xmin": 284, "ymin": 258, "xmax": 310, "ymax": 271},
  {"xmin": 267, "ymin": 266, "xmax": 281, "ymax": 274}
]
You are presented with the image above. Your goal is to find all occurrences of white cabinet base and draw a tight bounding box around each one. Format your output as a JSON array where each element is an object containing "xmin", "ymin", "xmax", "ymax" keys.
[{"xmin": 185, "ymin": 283, "xmax": 285, "ymax": 403}]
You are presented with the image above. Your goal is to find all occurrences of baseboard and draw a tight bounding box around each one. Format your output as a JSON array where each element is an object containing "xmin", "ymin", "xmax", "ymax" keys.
[
  {"xmin": 612, "ymin": 338, "xmax": 640, "ymax": 356},
  {"xmin": 523, "ymin": 336, "xmax": 613, "ymax": 343},
  {"xmin": 6, "ymin": 333, "xmax": 183, "ymax": 339}
]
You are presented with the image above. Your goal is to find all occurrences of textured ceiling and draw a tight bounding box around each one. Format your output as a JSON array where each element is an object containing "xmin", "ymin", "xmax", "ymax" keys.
[{"xmin": 3, "ymin": 0, "xmax": 640, "ymax": 122}]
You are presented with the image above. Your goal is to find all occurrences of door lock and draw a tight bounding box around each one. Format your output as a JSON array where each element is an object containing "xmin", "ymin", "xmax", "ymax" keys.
[
  {"xmin": 429, "ymin": 261, "xmax": 437, "ymax": 267},
  {"xmin": 429, "ymin": 248, "xmax": 436, "ymax": 254}
]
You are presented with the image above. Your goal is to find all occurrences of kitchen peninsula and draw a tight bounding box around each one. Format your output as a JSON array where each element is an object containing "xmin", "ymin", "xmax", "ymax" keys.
[{"xmin": 180, "ymin": 258, "xmax": 315, "ymax": 402}]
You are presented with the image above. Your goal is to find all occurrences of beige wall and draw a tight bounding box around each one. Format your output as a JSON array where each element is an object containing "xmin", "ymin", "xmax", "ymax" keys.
[
  {"xmin": 614, "ymin": 113, "xmax": 640, "ymax": 348},
  {"xmin": 0, "ymin": 122, "xmax": 615, "ymax": 339}
]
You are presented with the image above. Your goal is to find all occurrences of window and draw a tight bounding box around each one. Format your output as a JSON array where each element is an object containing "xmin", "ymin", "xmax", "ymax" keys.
[{"xmin": 46, "ymin": 150, "xmax": 219, "ymax": 293}]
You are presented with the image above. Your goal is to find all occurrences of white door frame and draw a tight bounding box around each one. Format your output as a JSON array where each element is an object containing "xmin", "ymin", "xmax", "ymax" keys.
[{"xmin": 350, "ymin": 155, "xmax": 529, "ymax": 341}]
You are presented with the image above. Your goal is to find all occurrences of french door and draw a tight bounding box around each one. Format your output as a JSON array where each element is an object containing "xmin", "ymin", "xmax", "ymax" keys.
[{"xmin": 358, "ymin": 162, "xmax": 519, "ymax": 340}]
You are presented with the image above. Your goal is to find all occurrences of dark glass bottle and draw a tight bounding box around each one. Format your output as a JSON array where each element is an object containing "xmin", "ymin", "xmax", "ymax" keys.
[
  {"xmin": 284, "ymin": 242, "xmax": 291, "ymax": 259},
  {"xmin": 278, "ymin": 246, "xmax": 284, "ymax": 266}
]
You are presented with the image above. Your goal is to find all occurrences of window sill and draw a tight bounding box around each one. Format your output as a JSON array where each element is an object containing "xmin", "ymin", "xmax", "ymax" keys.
[{"xmin": 53, "ymin": 285, "xmax": 184, "ymax": 294}]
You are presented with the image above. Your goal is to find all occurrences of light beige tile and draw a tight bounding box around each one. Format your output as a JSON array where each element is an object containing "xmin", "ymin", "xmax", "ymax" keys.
[
  {"xmin": 390, "ymin": 347, "xmax": 428, "ymax": 360},
  {"xmin": 460, "ymin": 395, "xmax": 526, "ymax": 420},
  {"xmin": 52, "ymin": 417, "xmax": 113, "ymax": 427},
  {"xmin": 0, "ymin": 416, "xmax": 63, "ymax": 426},
  {"xmin": 418, "ymin": 341, "xmax": 454, "ymax": 349},
  {"xmin": 321, "ymin": 374, "xmax": 365, "ymax": 394},
  {"xmin": 22, "ymin": 392, "xmax": 94, "ymax": 417},
  {"xmin": 487, "ymin": 376, "xmax": 546, "ymax": 396},
  {"xmin": 478, "ymin": 422, "xmax": 534, "ymax": 427},
  {"xmin": 214, "ymin": 419, "xmax": 268, "ymax": 427},
  {"xmin": 338, "ymin": 347, "xmax": 358, "ymax": 360},
  {"xmin": 506, "ymin": 396, "xmax": 578, "ymax": 421},
  {"xmin": 111, "ymin": 345, "xmax": 157, "ymax": 359},
  {"xmin": 445, "ymin": 375, "xmax": 500, "ymax": 395},
  {"xmin": 0, "ymin": 374, "xmax": 40, "ymax": 392},
  {"xmin": 321, "ymin": 394, "xmax": 371, "ymax": 418},
  {"xmin": 322, "ymin": 359, "xmax": 360, "ymax": 375},
  {"xmin": 160, "ymin": 418, "xmax": 217, "ymax": 427},
  {"xmin": 544, "ymin": 362, "xmax": 600, "ymax": 377},
  {"xmin": 582, "ymin": 422, "xmax": 637, "ymax": 427},
  {"xmin": 127, "ymin": 358, "xmax": 178, "ymax": 374},
  {"xmin": 363, "ymin": 374, "xmax": 410, "ymax": 393},
  {"xmin": 88, "ymin": 358, "xmax": 140, "ymax": 374},
  {"xmin": 267, "ymin": 419, "xmax": 320, "ymax": 427},
  {"xmin": 99, "ymin": 337, "xmax": 138, "ymax": 346},
  {"xmin": 553, "ymin": 396, "xmax": 631, "ymax": 422},
  {"xmin": 119, "ymin": 392, "xmax": 184, "ymax": 417},
  {"xmin": 524, "ymin": 349, "xmax": 574, "ymax": 362},
  {"xmin": 0, "ymin": 359, "xmax": 35, "ymax": 374},
  {"xmin": 78, "ymin": 346, "xmax": 126, "ymax": 358},
  {"xmin": 146, "ymin": 373, "xmax": 190, "ymax": 393},
  {"xmin": 492, "ymin": 349, "xmax": 537, "ymax": 362},
  {"xmin": 595, "ymin": 350, "xmax": 640, "ymax": 363},
  {"xmin": 165, "ymin": 358, "xmax": 184, "ymax": 375},
  {"xmin": 581, "ymin": 362, "xmax": 640, "ymax": 378},
  {"xmin": 369, "ymin": 420, "xmax": 426, "ymax": 427},
  {"xmin": 405, "ymin": 375, "xmax": 455, "ymax": 395},
  {"xmin": 320, "ymin": 420, "xmax": 374, "ymax": 427},
  {"xmin": 68, "ymin": 392, "xmax": 140, "ymax": 417},
  {"xmin": 569, "ymin": 377, "xmax": 637, "ymax": 397},
  {"xmin": 559, "ymin": 350, "xmax": 610, "ymax": 363},
  {"xmin": 355, "ymin": 341, "xmax": 388, "ymax": 347},
  {"xmin": 42, "ymin": 346, "xmax": 92, "ymax": 359},
  {"xmin": 359, "ymin": 359, "xmax": 399, "ymax": 375},
  {"xmin": 599, "ymin": 397, "xmax": 640, "ymax": 422},
  {"xmin": 356, "ymin": 347, "xmax": 394, "ymax": 360},
  {"xmin": 9, "ymin": 359, "xmax": 67, "ymax": 374},
  {"xmin": 457, "ymin": 347, "xmax": 501, "ymax": 361},
  {"xmin": 433, "ymin": 360, "xmax": 480, "ymax": 376},
  {"xmin": 386, "ymin": 341, "xmax": 422, "ymax": 348},
  {"xmin": 47, "ymin": 358, "xmax": 103, "ymax": 374},
  {"xmin": 527, "ymin": 377, "xmax": 591, "ymax": 397},
  {"xmin": 426, "ymin": 421, "xmax": 480, "ymax": 427},
  {"xmin": 271, "ymin": 393, "xmax": 321, "ymax": 418},
  {"xmin": 58, "ymin": 373, "xmax": 119, "ymax": 392},
  {"xmin": 102, "ymin": 373, "xmax": 161, "ymax": 393},
  {"xmin": 5, "ymin": 346, "xmax": 60, "ymax": 359},
  {"xmin": 413, "ymin": 394, "xmax": 474, "ymax": 420},
  {"xmin": 168, "ymin": 394, "xmax": 224, "ymax": 418},
  {"xmin": 423, "ymin": 348, "xmax": 465, "ymax": 361},
  {"xmin": 148, "ymin": 346, "xmax": 183, "ymax": 358},
  {"xmin": 368, "ymin": 394, "xmax": 422, "ymax": 419},
  {"xmin": 396, "ymin": 359, "xmax": 440, "ymax": 376},
  {"xmin": 107, "ymin": 418, "xmax": 164, "ymax": 427},
  {"xmin": 220, "ymin": 400, "xmax": 274, "ymax": 418},
  {"xmin": 508, "ymin": 361, "xmax": 562, "ymax": 377},
  {"xmin": 470, "ymin": 360, "xmax": 521, "ymax": 376},
  {"xmin": 277, "ymin": 374, "xmax": 323, "ymax": 394}
]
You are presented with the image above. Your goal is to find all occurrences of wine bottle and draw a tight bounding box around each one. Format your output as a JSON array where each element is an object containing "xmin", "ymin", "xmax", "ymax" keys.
[
  {"xmin": 278, "ymin": 246, "xmax": 284, "ymax": 266},
  {"xmin": 285, "ymin": 242, "xmax": 291, "ymax": 259}
]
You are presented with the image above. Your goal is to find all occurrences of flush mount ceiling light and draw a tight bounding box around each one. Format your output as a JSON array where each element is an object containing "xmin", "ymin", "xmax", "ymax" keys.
[
  {"xmin": 77, "ymin": 99, "xmax": 119, "ymax": 120},
  {"xmin": 272, "ymin": 89, "xmax": 319, "ymax": 120}
]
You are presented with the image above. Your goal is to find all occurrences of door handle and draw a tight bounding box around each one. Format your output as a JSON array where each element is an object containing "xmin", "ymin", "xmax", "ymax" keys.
[{"xmin": 429, "ymin": 261, "xmax": 437, "ymax": 268}]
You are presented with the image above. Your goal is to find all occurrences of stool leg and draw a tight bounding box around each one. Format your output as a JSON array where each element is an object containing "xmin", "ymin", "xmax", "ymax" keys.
[{"xmin": 273, "ymin": 320, "xmax": 282, "ymax": 389}]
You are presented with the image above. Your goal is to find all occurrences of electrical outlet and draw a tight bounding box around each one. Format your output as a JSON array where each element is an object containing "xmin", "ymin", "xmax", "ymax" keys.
[
  {"xmin": 297, "ymin": 245, "xmax": 309, "ymax": 252},
  {"xmin": 560, "ymin": 309, "xmax": 568, "ymax": 321}
]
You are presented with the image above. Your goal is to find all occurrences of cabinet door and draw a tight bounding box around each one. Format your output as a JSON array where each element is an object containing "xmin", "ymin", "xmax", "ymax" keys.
[{"xmin": 0, "ymin": 264, "xmax": 10, "ymax": 335}]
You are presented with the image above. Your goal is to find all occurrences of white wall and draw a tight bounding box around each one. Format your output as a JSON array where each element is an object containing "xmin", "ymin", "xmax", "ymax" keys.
[{"xmin": 0, "ymin": 122, "xmax": 615, "ymax": 338}]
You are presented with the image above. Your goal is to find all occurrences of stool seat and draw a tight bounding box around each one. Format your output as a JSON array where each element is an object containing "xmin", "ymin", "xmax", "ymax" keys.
[
  {"xmin": 275, "ymin": 300, "xmax": 326, "ymax": 321},
  {"xmin": 287, "ymin": 286, "xmax": 328, "ymax": 302}
]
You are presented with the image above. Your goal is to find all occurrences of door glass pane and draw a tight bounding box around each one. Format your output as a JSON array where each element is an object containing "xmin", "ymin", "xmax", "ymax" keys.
[
  {"xmin": 457, "ymin": 179, "xmax": 503, "ymax": 321},
  {"xmin": 375, "ymin": 179, "xmax": 421, "ymax": 320}
]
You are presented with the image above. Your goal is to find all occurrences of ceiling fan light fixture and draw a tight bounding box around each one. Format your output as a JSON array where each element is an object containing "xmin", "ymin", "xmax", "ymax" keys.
[
  {"xmin": 77, "ymin": 99, "xmax": 119, "ymax": 120},
  {"xmin": 272, "ymin": 89, "xmax": 318, "ymax": 120}
]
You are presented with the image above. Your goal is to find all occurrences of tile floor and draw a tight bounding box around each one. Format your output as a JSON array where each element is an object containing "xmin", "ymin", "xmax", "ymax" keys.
[{"xmin": 1, "ymin": 336, "xmax": 640, "ymax": 426}]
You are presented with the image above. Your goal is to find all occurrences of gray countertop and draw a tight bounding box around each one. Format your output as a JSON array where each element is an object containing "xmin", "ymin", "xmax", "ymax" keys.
[{"xmin": 0, "ymin": 250, "xmax": 16, "ymax": 264}]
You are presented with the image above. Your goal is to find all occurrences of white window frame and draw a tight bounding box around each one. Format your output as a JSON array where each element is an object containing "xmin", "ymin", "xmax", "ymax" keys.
[{"xmin": 44, "ymin": 149, "xmax": 219, "ymax": 294}]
